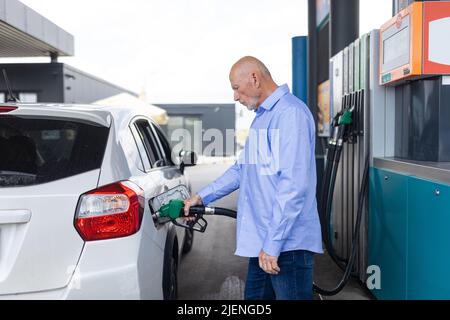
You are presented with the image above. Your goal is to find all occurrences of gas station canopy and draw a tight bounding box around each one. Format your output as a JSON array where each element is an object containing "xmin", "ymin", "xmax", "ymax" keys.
[{"xmin": 0, "ymin": 0, "xmax": 74, "ymax": 57}]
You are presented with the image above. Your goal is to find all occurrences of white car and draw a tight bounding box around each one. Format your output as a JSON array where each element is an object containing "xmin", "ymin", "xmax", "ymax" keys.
[{"xmin": 0, "ymin": 103, "xmax": 196, "ymax": 299}]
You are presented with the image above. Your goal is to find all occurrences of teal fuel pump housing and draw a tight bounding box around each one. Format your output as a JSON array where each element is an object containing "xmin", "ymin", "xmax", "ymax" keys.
[{"xmin": 327, "ymin": 24, "xmax": 450, "ymax": 299}]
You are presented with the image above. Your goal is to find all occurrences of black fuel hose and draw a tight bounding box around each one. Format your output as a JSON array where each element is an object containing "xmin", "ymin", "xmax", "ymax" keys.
[
  {"xmin": 319, "ymin": 142, "xmax": 336, "ymax": 230},
  {"xmin": 190, "ymin": 206, "xmax": 237, "ymax": 219},
  {"xmin": 319, "ymin": 125, "xmax": 347, "ymax": 270},
  {"xmin": 313, "ymin": 153, "xmax": 369, "ymax": 296},
  {"xmin": 324, "ymin": 129, "xmax": 348, "ymax": 270}
]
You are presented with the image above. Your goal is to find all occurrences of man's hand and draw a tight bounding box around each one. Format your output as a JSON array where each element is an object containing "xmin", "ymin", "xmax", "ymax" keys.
[
  {"xmin": 259, "ymin": 250, "xmax": 280, "ymax": 275},
  {"xmin": 183, "ymin": 194, "xmax": 203, "ymax": 221}
]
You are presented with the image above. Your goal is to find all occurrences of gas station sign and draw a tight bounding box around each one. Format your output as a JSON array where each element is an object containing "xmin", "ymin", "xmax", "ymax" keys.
[{"xmin": 380, "ymin": 1, "xmax": 450, "ymax": 85}]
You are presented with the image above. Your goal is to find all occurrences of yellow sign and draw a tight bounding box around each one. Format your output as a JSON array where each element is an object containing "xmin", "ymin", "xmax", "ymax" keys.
[{"xmin": 317, "ymin": 80, "xmax": 330, "ymax": 137}]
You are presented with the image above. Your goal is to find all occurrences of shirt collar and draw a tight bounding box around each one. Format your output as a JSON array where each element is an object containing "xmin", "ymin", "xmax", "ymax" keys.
[{"xmin": 256, "ymin": 84, "xmax": 290, "ymax": 114}]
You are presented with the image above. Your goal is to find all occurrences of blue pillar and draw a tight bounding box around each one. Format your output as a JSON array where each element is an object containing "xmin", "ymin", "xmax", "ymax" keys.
[{"xmin": 292, "ymin": 36, "xmax": 308, "ymax": 103}]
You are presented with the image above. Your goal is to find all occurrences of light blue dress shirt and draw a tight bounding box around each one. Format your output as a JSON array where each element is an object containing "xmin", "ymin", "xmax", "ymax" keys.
[{"xmin": 198, "ymin": 84, "xmax": 324, "ymax": 258}]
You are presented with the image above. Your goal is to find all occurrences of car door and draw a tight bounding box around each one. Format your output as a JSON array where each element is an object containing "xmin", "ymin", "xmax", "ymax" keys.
[
  {"xmin": 149, "ymin": 122, "xmax": 191, "ymax": 255},
  {"xmin": 129, "ymin": 117, "xmax": 188, "ymax": 248}
]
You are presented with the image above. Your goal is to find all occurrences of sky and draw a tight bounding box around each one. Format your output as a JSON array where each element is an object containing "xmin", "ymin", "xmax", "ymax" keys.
[{"xmin": 8, "ymin": 0, "xmax": 392, "ymax": 107}]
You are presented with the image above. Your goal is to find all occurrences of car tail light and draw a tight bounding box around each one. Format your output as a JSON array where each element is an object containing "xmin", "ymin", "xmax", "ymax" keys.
[
  {"xmin": 74, "ymin": 181, "xmax": 145, "ymax": 241},
  {"xmin": 0, "ymin": 106, "xmax": 18, "ymax": 113}
]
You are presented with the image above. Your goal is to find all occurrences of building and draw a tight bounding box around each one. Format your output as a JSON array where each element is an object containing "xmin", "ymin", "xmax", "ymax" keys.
[
  {"xmin": 0, "ymin": 63, "xmax": 136, "ymax": 104},
  {"xmin": 156, "ymin": 104, "xmax": 236, "ymax": 157}
]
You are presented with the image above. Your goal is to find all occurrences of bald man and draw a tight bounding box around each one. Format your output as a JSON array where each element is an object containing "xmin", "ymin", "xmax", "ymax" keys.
[{"xmin": 184, "ymin": 56, "xmax": 323, "ymax": 300}]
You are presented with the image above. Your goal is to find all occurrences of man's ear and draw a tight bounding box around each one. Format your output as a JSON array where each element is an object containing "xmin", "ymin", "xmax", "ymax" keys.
[{"xmin": 252, "ymin": 72, "xmax": 261, "ymax": 88}]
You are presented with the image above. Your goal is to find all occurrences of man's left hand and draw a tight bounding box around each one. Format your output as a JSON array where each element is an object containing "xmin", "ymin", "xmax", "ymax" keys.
[{"xmin": 259, "ymin": 250, "xmax": 280, "ymax": 275}]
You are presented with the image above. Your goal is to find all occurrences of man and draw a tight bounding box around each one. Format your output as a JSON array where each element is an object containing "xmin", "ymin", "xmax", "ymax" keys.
[{"xmin": 184, "ymin": 56, "xmax": 323, "ymax": 300}]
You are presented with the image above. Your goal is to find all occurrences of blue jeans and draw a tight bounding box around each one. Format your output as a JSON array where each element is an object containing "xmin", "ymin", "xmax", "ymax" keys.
[{"xmin": 244, "ymin": 250, "xmax": 314, "ymax": 300}]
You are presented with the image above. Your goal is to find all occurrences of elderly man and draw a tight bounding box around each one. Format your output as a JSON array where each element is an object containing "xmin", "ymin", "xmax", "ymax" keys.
[{"xmin": 184, "ymin": 56, "xmax": 323, "ymax": 300}]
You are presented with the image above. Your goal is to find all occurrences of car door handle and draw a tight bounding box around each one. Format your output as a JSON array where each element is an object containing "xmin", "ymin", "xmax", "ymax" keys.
[{"xmin": 0, "ymin": 210, "xmax": 32, "ymax": 225}]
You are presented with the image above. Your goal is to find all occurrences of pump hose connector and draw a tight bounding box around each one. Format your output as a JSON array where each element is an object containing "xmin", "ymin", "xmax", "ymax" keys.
[
  {"xmin": 178, "ymin": 206, "xmax": 237, "ymax": 233},
  {"xmin": 154, "ymin": 199, "xmax": 237, "ymax": 233},
  {"xmin": 190, "ymin": 206, "xmax": 237, "ymax": 219}
]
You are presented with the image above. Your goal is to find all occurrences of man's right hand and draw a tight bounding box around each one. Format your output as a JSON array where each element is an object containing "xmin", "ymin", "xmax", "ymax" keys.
[{"xmin": 183, "ymin": 194, "xmax": 204, "ymax": 221}]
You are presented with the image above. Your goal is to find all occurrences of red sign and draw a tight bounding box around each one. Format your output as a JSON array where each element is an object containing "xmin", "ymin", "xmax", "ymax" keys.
[{"xmin": 423, "ymin": 2, "xmax": 450, "ymax": 74}]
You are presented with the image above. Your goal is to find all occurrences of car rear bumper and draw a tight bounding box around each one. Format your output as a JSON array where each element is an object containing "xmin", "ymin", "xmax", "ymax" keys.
[
  {"xmin": 0, "ymin": 262, "xmax": 140, "ymax": 300},
  {"xmin": 0, "ymin": 230, "xmax": 165, "ymax": 300}
]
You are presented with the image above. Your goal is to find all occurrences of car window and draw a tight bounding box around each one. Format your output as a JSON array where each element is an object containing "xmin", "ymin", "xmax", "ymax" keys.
[
  {"xmin": 129, "ymin": 125, "xmax": 151, "ymax": 171},
  {"xmin": 152, "ymin": 124, "xmax": 175, "ymax": 166},
  {"xmin": 0, "ymin": 115, "xmax": 109, "ymax": 187},
  {"xmin": 124, "ymin": 127, "xmax": 145, "ymax": 172},
  {"xmin": 134, "ymin": 119, "xmax": 165, "ymax": 168}
]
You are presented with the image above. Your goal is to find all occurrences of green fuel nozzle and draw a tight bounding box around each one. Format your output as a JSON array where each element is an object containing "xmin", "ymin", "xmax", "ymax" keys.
[
  {"xmin": 152, "ymin": 199, "xmax": 237, "ymax": 233},
  {"xmin": 156, "ymin": 199, "xmax": 215, "ymax": 220},
  {"xmin": 159, "ymin": 199, "xmax": 185, "ymax": 220},
  {"xmin": 339, "ymin": 109, "xmax": 353, "ymax": 126},
  {"xmin": 153, "ymin": 199, "xmax": 210, "ymax": 233}
]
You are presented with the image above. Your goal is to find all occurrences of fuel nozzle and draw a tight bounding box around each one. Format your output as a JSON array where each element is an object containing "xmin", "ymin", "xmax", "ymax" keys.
[
  {"xmin": 156, "ymin": 199, "xmax": 185, "ymax": 220},
  {"xmin": 153, "ymin": 199, "xmax": 209, "ymax": 233},
  {"xmin": 152, "ymin": 199, "xmax": 237, "ymax": 233},
  {"xmin": 153, "ymin": 199, "xmax": 215, "ymax": 219}
]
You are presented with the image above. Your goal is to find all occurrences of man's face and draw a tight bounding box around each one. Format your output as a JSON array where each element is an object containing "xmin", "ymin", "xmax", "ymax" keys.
[{"xmin": 230, "ymin": 70, "xmax": 260, "ymax": 111}]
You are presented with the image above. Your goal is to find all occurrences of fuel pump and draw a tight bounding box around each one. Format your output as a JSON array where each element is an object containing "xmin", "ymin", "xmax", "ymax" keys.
[
  {"xmin": 368, "ymin": 1, "xmax": 450, "ymax": 299},
  {"xmin": 314, "ymin": 86, "xmax": 370, "ymax": 296}
]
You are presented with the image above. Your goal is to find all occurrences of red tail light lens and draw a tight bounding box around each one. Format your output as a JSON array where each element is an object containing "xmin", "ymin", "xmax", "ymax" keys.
[
  {"xmin": 0, "ymin": 106, "xmax": 18, "ymax": 113},
  {"xmin": 75, "ymin": 181, "xmax": 145, "ymax": 241}
]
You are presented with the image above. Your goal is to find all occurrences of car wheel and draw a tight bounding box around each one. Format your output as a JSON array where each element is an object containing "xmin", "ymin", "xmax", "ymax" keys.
[
  {"xmin": 168, "ymin": 253, "xmax": 178, "ymax": 300},
  {"xmin": 163, "ymin": 248, "xmax": 178, "ymax": 300},
  {"xmin": 182, "ymin": 228, "xmax": 194, "ymax": 254}
]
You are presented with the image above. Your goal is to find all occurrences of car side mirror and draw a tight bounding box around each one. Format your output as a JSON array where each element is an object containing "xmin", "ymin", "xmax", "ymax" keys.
[{"xmin": 179, "ymin": 150, "xmax": 197, "ymax": 174}]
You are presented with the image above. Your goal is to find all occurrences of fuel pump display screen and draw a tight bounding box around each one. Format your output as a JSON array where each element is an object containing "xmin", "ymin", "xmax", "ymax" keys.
[
  {"xmin": 383, "ymin": 27, "xmax": 409, "ymax": 66},
  {"xmin": 381, "ymin": 15, "xmax": 411, "ymax": 75}
]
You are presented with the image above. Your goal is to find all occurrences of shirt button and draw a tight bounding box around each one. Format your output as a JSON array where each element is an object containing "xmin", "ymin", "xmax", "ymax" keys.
[{"xmin": 245, "ymin": 196, "xmax": 249, "ymax": 201}]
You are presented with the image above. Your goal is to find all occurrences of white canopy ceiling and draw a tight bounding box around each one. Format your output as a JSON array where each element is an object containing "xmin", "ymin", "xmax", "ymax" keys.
[{"xmin": 0, "ymin": 0, "xmax": 74, "ymax": 57}]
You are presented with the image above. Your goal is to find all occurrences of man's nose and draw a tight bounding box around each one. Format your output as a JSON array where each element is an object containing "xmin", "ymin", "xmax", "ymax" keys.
[{"xmin": 234, "ymin": 92, "xmax": 239, "ymax": 102}]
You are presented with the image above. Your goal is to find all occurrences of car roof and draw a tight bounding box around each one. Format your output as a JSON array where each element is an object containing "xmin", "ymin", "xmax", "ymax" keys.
[{"xmin": 0, "ymin": 103, "xmax": 156, "ymax": 127}]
